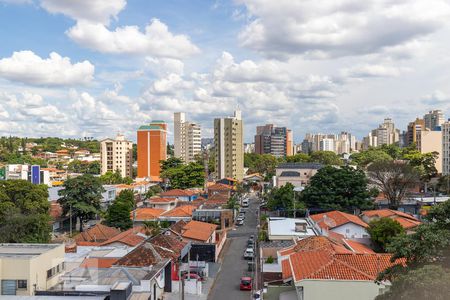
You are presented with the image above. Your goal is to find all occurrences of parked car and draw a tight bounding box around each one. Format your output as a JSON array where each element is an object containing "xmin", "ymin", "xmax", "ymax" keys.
[
  {"xmin": 182, "ymin": 273, "xmax": 202, "ymax": 281},
  {"xmin": 242, "ymin": 199, "xmax": 249, "ymax": 207},
  {"xmin": 248, "ymin": 235, "xmax": 254, "ymax": 243},
  {"xmin": 240, "ymin": 276, "xmax": 252, "ymax": 290},
  {"xmin": 236, "ymin": 219, "xmax": 244, "ymax": 226},
  {"xmin": 238, "ymin": 213, "xmax": 245, "ymax": 219},
  {"xmin": 244, "ymin": 248, "xmax": 254, "ymax": 259}
]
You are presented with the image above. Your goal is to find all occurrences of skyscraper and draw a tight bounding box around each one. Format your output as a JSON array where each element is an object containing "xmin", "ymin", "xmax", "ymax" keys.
[
  {"xmin": 424, "ymin": 110, "xmax": 444, "ymax": 131},
  {"xmin": 214, "ymin": 110, "xmax": 244, "ymax": 181},
  {"xmin": 174, "ymin": 112, "xmax": 202, "ymax": 163},
  {"xmin": 363, "ymin": 118, "xmax": 400, "ymax": 149},
  {"xmin": 254, "ymin": 124, "xmax": 293, "ymax": 157},
  {"xmin": 137, "ymin": 121, "xmax": 167, "ymax": 180},
  {"xmin": 100, "ymin": 134, "xmax": 133, "ymax": 178},
  {"xmin": 406, "ymin": 118, "xmax": 425, "ymax": 146}
]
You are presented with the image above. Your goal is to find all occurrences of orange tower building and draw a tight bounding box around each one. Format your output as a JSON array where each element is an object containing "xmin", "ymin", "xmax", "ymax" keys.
[{"xmin": 137, "ymin": 121, "xmax": 167, "ymax": 180}]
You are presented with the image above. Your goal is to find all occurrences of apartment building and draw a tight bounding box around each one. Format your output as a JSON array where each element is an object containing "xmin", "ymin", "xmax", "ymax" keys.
[
  {"xmin": 137, "ymin": 121, "xmax": 167, "ymax": 180},
  {"xmin": 424, "ymin": 110, "xmax": 444, "ymax": 130},
  {"xmin": 174, "ymin": 112, "xmax": 202, "ymax": 163},
  {"xmin": 363, "ymin": 118, "xmax": 400, "ymax": 149},
  {"xmin": 406, "ymin": 118, "xmax": 425, "ymax": 146},
  {"xmin": 214, "ymin": 110, "xmax": 244, "ymax": 181},
  {"xmin": 417, "ymin": 129, "xmax": 442, "ymax": 174},
  {"xmin": 255, "ymin": 124, "xmax": 293, "ymax": 157},
  {"xmin": 301, "ymin": 132, "xmax": 356, "ymax": 154},
  {"xmin": 442, "ymin": 121, "xmax": 450, "ymax": 175},
  {"xmin": 100, "ymin": 134, "xmax": 133, "ymax": 178},
  {"xmin": 0, "ymin": 244, "xmax": 65, "ymax": 296}
]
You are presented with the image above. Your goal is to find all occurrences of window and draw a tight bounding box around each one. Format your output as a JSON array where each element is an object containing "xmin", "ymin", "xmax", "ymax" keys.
[{"xmin": 17, "ymin": 280, "xmax": 27, "ymax": 289}]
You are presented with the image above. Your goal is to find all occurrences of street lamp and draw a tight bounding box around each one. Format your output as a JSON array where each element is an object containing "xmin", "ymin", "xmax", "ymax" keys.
[{"xmin": 293, "ymin": 186, "xmax": 305, "ymax": 218}]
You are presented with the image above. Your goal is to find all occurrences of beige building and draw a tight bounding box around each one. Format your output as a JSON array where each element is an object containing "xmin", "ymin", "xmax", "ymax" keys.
[
  {"xmin": 174, "ymin": 112, "xmax": 202, "ymax": 163},
  {"xmin": 363, "ymin": 118, "xmax": 400, "ymax": 149},
  {"xmin": 417, "ymin": 129, "xmax": 442, "ymax": 174},
  {"xmin": 0, "ymin": 243, "xmax": 65, "ymax": 296},
  {"xmin": 100, "ymin": 134, "xmax": 133, "ymax": 178},
  {"xmin": 214, "ymin": 110, "xmax": 244, "ymax": 181},
  {"xmin": 275, "ymin": 163, "xmax": 323, "ymax": 187}
]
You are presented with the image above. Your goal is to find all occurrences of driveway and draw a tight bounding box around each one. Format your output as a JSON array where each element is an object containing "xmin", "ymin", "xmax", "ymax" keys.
[{"xmin": 208, "ymin": 194, "xmax": 259, "ymax": 300}]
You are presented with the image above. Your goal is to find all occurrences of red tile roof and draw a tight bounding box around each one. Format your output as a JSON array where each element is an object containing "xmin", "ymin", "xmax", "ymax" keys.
[
  {"xmin": 288, "ymin": 251, "xmax": 403, "ymax": 282},
  {"xmin": 74, "ymin": 224, "xmax": 121, "ymax": 244},
  {"xmin": 49, "ymin": 201, "xmax": 63, "ymax": 219},
  {"xmin": 80, "ymin": 257, "xmax": 118, "ymax": 268},
  {"xmin": 162, "ymin": 205, "xmax": 196, "ymax": 218},
  {"xmin": 133, "ymin": 208, "xmax": 165, "ymax": 221},
  {"xmin": 160, "ymin": 189, "xmax": 198, "ymax": 197},
  {"xmin": 169, "ymin": 220, "xmax": 188, "ymax": 235},
  {"xmin": 394, "ymin": 217, "xmax": 421, "ymax": 229},
  {"xmin": 99, "ymin": 228, "xmax": 145, "ymax": 247},
  {"xmin": 207, "ymin": 194, "xmax": 229, "ymax": 203},
  {"xmin": 115, "ymin": 233, "xmax": 188, "ymax": 267},
  {"xmin": 281, "ymin": 259, "xmax": 292, "ymax": 281},
  {"xmin": 279, "ymin": 236, "xmax": 352, "ymax": 257},
  {"xmin": 208, "ymin": 183, "xmax": 233, "ymax": 191},
  {"xmin": 148, "ymin": 197, "xmax": 178, "ymax": 204},
  {"xmin": 181, "ymin": 220, "xmax": 218, "ymax": 242},
  {"xmin": 361, "ymin": 209, "xmax": 418, "ymax": 221},
  {"xmin": 310, "ymin": 211, "xmax": 369, "ymax": 229},
  {"xmin": 343, "ymin": 240, "xmax": 375, "ymax": 254}
]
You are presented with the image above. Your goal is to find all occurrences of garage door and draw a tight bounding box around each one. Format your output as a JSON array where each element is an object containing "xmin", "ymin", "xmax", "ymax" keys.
[{"xmin": 1, "ymin": 280, "xmax": 16, "ymax": 295}]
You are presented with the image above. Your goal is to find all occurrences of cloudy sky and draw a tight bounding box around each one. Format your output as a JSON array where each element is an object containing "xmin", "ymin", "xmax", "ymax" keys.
[{"xmin": 1, "ymin": 0, "xmax": 450, "ymax": 143}]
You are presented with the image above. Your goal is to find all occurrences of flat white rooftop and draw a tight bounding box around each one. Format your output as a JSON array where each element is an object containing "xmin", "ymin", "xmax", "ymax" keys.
[
  {"xmin": 268, "ymin": 218, "xmax": 316, "ymax": 240},
  {"xmin": 0, "ymin": 243, "xmax": 61, "ymax": 259}
]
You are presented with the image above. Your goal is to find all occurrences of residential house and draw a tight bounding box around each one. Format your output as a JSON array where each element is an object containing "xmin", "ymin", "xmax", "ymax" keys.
[
  {"xmin": 146, "ymin": 197, "xmax": 178, "ymax": 211},
  {"xmin": 0, "ymin": 244, "xmax": 65, "ymax": 296},
  {"xmin": 360, "ymin": 209, "xmax": 421, "ymax": 232},
  {"xmin": 275, "ymin": 163, "xmax": 323, "ymax": 188},
  {"xmin": 192, "ymin": 205, "xmax": 234, "ymax": 229},
  {"xmin": 309, "ymin": 211, "xmax": 370, "ymax": 240},
  {"xmin": 74, "ymin": 224, "xmax": 121, "ymax": 245},
  {"xmin": 207, "ymin": 183, "xmax": 233, "ymax": 199},
  {"xmin": 160, "ymin": 205, "xmax": 196, "ymax": 222},
  {"xmin": 160, "ymin": 189, "xmax": 199, "ymax": 202},
  {"xmin": 132, "ymin": 208, "xmax": 166, "ymax": 223},
  {"xmin": 267, "ymin": 218, "xmax": 317, "ymax": 241}
]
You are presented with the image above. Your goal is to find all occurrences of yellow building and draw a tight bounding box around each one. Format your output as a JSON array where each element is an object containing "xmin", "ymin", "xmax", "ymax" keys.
[{"xmin": 0, "ymin": 244, "xmax": 65, "ymax": 296}]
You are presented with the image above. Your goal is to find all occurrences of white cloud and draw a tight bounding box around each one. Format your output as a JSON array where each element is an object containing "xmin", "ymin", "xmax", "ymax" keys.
[
  {"xmin": 0, "ymin": 51, "xmax": 94, "ymax": 86},
  {"xmin": 40, "ymin": 0, "xmax": 126, "ymax": 25},
  {"xmin": 237, "ymin": 0, "xmax": 450, "ymax": 59},
  {"xmin": 422, "ymin": 90, "xmax": 450, "ymax": 105},
  {"xmin": 146, "ymin": 57, "xmax": 184, "ymax": 76},
  {"xmin": 67, "ymin": 19, "xmax": 200, "ymax": 59},
  {"xmin": 342, "ymin": 64, "xmax": 409, "ymax": 78}
]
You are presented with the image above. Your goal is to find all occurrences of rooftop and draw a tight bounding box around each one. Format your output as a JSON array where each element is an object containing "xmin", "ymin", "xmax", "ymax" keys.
[
  {"xmin": 268, "ymin": 218, "xmax": 316, "ymax": 239},
  {"xmin": 181, "ymin": 220, "xmax": 218, "ymax": 242},
  {"xmin": 74, "ymin": 224, "xmax": 121, "ymax": 244},
  {"xmin": 161, "ymin": 205, "xmax": 196, "ymax": 218},
  {"xmin": 133, "ymin": 208, "xmax": 165, "ymax": 221},
  {"xmin": 277, "ymin": 163, "xmax": 323, "ymax": 170},
  {"xmin": 160, "ymin": 189, "xmax": 198, "ymax": 197},
  {"xmin": 310, "ymin": 210, "xmax": 369, "ymax": 230},
  {"xmin": 0, "ymin": 243, "xmax": 62, "ymax": 259}
]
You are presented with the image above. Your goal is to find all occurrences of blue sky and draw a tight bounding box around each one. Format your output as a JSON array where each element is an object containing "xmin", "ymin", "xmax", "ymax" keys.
[{"xmin": 1, "ymin": 0, "xmax": 450, "ymax": 143}]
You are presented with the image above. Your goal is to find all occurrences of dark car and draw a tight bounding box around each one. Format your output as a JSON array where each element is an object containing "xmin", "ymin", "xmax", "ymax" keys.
[{"xmin": 240, "ymin": 276, "xmax": 252, "ymax": 291}]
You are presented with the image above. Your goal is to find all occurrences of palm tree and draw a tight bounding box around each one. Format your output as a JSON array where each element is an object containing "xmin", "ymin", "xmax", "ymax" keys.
[
  {"xmin": 142, "ymin": 221, "xmax": 161, "ymax": 236},
  {"xmin": 226, "ymin": 195, "xmax": 240, "ymax": 220}
]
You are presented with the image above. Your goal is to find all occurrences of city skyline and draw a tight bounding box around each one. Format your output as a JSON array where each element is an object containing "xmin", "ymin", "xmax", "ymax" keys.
[{"xmin": 1, "ymin": 1, "xmax": 450, "ymax": 142}]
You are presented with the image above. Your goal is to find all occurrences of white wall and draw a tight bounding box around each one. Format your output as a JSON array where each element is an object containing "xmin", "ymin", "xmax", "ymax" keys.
[
  {"xmin": 332, "ymin": 223, "xmax": 369, "ymax": 239},
  {"xmin": 298, "ymin": 280, "xmax": 386, "ymax": 300}
]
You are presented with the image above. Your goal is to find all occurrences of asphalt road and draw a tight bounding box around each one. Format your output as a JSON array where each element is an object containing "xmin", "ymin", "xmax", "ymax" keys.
[{"xmin": 208, "ymin": 194, "xmax": 259, "ymax": 300}]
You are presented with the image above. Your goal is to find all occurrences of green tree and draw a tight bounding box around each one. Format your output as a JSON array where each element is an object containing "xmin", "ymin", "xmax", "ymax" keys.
[
  {"xmin": 105, "ymin": 198, "xmax": 133, "ymax": 230},
  {"xmin": 115, "ymin": 189, "xmax": 135, "ymax": 209},
  {"xmin": 58, "ymin": 174, "xmax": 104, "ymax": 232},
  {"xmin": 376, "ymin": 264, "xmax": 450, "ymax": 300},
  {"xmin": 285, "ymin": 153, "xmax": 310, "ymax": 163},
  {"xmin": 145, "ymin": 185, "xmax": 163, "ymax": 199},
  {"xmin": 402, "ymin": 150, "xmax": 439, "ymax": 182},
  {"xmin": 160, "ymin": 157, "xmax": 183, "ymax": 173},
  {"xmin": 309, "ymin": 151, "xmax": 342, "ymax": 165},
  {"xmin": 99, "ymin": 170, "xmax": 132, "ymax": 185},
  {"xmin": 367, "ymin": 217, "xmax": 405, "ymax": 252},
  {"xmin": 350, "ymin": 148, "xmax": 393, "ymax": 167},
  {"xmin": 161, "ymin": 162, "xmax": 205, "ymax": 189},
  {"xmin": 244, "ymin": 153, "xmax": 280, "ymax": 179},
  {"xmin": 0, "ymin": 180, "xmax": 51, "ymax": 243},
  {"xmin": 300, "ymin": 166, "xmax": 374, "ymax": 212},
  {"xmin": 226, "ymin": 194, "xmax": 240, "ymax": 219},
  {"xmin": 367, "ymin": 161, "xmax": 420, "ymax": 209},
  {"xmin": 266, "ymin": 183, "xmax": 306, "ymax": 216},
  {"xmin": 142, "ymin": 221, "xmax": 162, "ymax": 236}
]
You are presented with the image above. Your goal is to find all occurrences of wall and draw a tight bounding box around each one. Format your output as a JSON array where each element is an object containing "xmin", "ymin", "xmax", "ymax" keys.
[
  {"xmin": 299, "ymin": 279, "xmax": 384, "ymax": 300},
  {"xmin": 332, "ymin": 223, "xmax": 369, "ymax": 239},
  {"xmin": 419, "ymin": 130, "xmax": 442, "ymax": 174}
]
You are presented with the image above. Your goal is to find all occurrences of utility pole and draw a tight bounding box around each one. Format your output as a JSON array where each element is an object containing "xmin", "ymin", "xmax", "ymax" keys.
[{"xmin": 69, "ymin": 203, "xmax": 72, "ymax": 237}]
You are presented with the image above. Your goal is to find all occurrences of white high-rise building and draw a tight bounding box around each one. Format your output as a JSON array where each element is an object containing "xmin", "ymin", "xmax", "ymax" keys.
[
  {"xmin": 301, "ymin": 132, "xmax": 356, "ymax": 154},
  {"xmin": 320, "ymin": 138, "xmax": 335, "ymax": 152},
  {"xmin": 424, "ymin": 110, "xmax": 444, "ymax": 131},
  {"xmin": 442, "ymin": 121, "xmax": 450, "ymax": 175},
  {"xmin": 100, "ymin": 134, "xmax": 133, "ymax": 178},
  {"xmin": 174, "ymin": 112, "xmax": 202, "ymax": 163},
  {"xmin": 363, "ymin": 118, "xmax": 400, "ymax": 149}
]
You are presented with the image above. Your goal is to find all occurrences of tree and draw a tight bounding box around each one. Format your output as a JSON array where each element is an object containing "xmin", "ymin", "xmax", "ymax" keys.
[
  {"xmin": 68, "ymin": 160, "xmax": 101, "ymax": 174},
  {"xmin": 285, "ymin": 153, "xmax": 310, "ymax": 163},
  {"xmin": 402, "ymin": 150, "xmax": 439, "ymax": 182},
  {"xmin": 350, "ymin": 148, "xmax": 393, "ymax": 167},
  {"xmin": 105, "ymin": 199, "xmax": 133, "ymax": 230},
  {"xmin": 115, "ymin": 189, "xmax": 135, "ymax": 209},
  {"xmin": 58, "ymin": 174, "xmax": 103, "ymax": 232},
  {"xmin": 266, "ymin": 183, "xmax": 305, "ymax": 216},
  {"xmin": 367, "ymin": 161, "xmax": 420, "ymax": 209},
  {"xmin": 376, "ymin": 264, "xmax": 450, "ymax": 300},
  {"xmin": 367, "ymin": 217, "xmax": 405, "ymax": 252},
  {"xmin": 142, "ymin": 221, "xmax": 162, "ymax": 236},
  {"xmin": 300, "ymin": 166, "xmax": 374, "ymax": 212},
  {"xmin": 161, "ymin": 162, "xmax": 205, "ymax": 189},
  {"xmin": 309, "ymin": 151, "xmax": 342, "ymax": 165},
  {"xmin": 145, "ymin": 184, "xmax": 163, "ymax": 199},
  {"xmin": 0, "ymin": 180, "xmax": 51, "ymax": 243},
  {"xmin": 226, "ymin": 194, "xmax": 240, "ymax": 219},
  {"xmin": 160, "ymin": 157, "xmax": 183, "ymax": 173},
  {"xmin": 99, "ymin": 170, "xmax": 132, "ymax": 185}
]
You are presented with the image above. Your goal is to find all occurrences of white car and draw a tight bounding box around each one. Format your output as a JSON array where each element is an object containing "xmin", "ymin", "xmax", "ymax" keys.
[
  {"xmin": 242, "ymin": 199, "xmax": 249, "ymax": 207},
  {"xmin": 244, "ymin": 248, "xmax": 254, "ymax": 259}
]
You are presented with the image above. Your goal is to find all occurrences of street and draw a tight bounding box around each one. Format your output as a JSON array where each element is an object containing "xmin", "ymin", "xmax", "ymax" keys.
[{"xmin": 208, "ymin": 193, "xmax": 259, "ymax": 300}]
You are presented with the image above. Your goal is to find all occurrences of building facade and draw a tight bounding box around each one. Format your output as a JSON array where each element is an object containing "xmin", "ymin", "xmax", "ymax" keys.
[
  {"xmin": 417, "ymin": 129, "xmax": 442, "ymax": 174},
  {"xmin": 406, "ymin": 118, "xmax": 425, "ymax": 146},
  {"xmin": 255, "ymin": 124, "xmax": 293, "ymax": 157},
  {"xmin": 100, "ymin": 134, "xmax": 133, "ymax": 178},
  {"xmin": 424, "ymin": 110, "xmax": 444, "ymax": 130},
  {"xmin": 137, "ymin": 121, "xmax": 167, "ymax": 180},
  {"xmin": 174, "ymin": 112, "xmax": 202, "ymax": 163},
  {"xmin": 214, "ymin": 110, "xmax": 244, "ymax": 181},
  {"xmin": 301, "ymin": 132, "xmax": 356, "ymax": 154},
  {"xmin": 363, "ymin": 118, "xmax": 400, "ymax": 149},
  {"xmin": 442, "ymin": 121, "xmax": 450, "ymax": 175}
]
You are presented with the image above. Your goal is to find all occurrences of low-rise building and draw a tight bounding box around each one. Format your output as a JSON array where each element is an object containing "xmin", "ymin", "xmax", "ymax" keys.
[
  {"xmin": 0, "ymin": 243, "xmax": 65, "ymax": 296},
  {"xmin": 309, "ymin": 211, "xmax": 370, "ymax": 240},
  {"xmin": 267, "ymin": 218, "xmax": 316, "ymax": 241},
  {"xmin": 275, "ymin": 163, "xmax": 323, "ymax": 187},
  {"xmin": 160, "ymin": 189, "xmax": 199, "ymax": 202},
  {"xmin": 146, "ymin": 197, "xmax": 178, "ymax": 211},
  {"xmin": 160, "ymin": 205, "xmax": 197, "ymax": 222},
  {"xmin": 360, "ymin": 209, "xmax": 421, "ymax": 232}
]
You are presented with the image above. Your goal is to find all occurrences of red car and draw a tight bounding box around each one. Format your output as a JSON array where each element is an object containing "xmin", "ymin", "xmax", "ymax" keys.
[
  {"xmin": 182, "ymin": 273, "xmax": 202, "ymax": 281},
  {"xmin": 240, "ymin": 276, "xmax": 252, "ymax": 291}
]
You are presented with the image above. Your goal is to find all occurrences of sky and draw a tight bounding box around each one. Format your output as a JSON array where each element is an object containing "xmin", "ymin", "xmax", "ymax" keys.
[{"xmin": 1, "ymin": 0, "xmax": 450, "ymax": 143}]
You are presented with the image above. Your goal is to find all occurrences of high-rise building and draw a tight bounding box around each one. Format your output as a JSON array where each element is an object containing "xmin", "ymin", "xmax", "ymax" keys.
[
  {"xmin": 363, "ymin": 118, "xmax": 400, "ymax": 149},
  {"xmin": 255, "ymin": 124, "xmax": 293, "ymax": 157},
  {"xmin": 424, "ymin": 110, "xmax": 444, "ymax": 131},
  {"xmin": 174, "ymin": 112, "xmax": 201, "ymax": 163},
  {"xmin": 137, "ymin": 121, "xmax": 167, "ymax": 180},
  {"xmin": 406, "ymin": 118, "xmax": 425, "ymax": 146},
  {"xmin": 214, "ymin": 110, "xmax": 244, "ymax": 181},
  {"xmin": 301, "ymin": 132, "xmax": 356, "ymax": 154},
  {"xmin": 442, "ymin": 121, "xmax": 450, "ymax": 175},
  {"xmin": 100, "ymin": 134, "xmax": 133, "ymax": 178},
  {"xmin": 319, "ymin": 138, "xmax": 335, "ymax": 152},
  {"xmin": 417, "ymin": 129, "xmax": 442, "ymax": 174}
]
